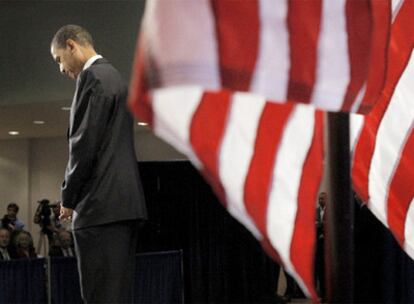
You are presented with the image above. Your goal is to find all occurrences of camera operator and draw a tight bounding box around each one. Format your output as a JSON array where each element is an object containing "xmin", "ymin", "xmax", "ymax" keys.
[
  {"xmin": 34, "ymin": 199, "xmax": 71, "ymax": 253},
  {"xmin": 33, "ymin": 199, "xmax": 55, "ymax": 241}
]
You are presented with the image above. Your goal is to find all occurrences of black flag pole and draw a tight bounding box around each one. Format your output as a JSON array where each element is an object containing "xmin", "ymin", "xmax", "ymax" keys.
[{"xmin": 325, "ymin": 111, "xmax": 354, "ymax": 303}]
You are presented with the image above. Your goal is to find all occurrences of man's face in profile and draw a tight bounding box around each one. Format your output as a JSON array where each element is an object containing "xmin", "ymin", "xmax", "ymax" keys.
[{"xmin": 51, "ymin": 41, "xmax": 82, "ymax": 80}]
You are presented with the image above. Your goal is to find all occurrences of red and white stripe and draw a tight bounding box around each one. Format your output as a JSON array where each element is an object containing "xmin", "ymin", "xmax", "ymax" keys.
[
  {"xmin": 150, "ymin": 87, "xmax": 323, "ymax": 298},
  {"xmin": 132, "ymin": 0, "xmax": 390, "ymax": 116},
  {"xmin": 127, "ymin": 0, "xmax": 395, "ymax": 300},
  {"xmin": 351, "ymin": 0, "xmax": 414, "ymax": 259}
]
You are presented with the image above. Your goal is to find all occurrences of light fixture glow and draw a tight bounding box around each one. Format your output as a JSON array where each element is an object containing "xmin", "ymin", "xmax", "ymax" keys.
[
  {"xmin": 61, "ymin": 106, "xmax": 71, "ymax": 111},
  {"xmin": 33, "ymin": 120, "xmax": 45, "ymax": 125},
  {"xmin": 8, "ymin": 131, "xmax": 19, "ymax": 136},
  {"xmin": 137, "ymin": 122, "xmax": 148, "ymax": 126}
]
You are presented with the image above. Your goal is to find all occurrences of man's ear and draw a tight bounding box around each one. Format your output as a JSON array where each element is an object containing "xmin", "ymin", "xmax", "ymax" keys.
[{"xmin": 66, "ymin": 39, "xmax": 77, "ymax": 53}]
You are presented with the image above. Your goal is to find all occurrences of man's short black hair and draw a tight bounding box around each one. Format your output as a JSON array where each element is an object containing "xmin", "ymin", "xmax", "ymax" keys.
[
  {"xmin": 0, "ymin": 227, "xmax": 10, "ymax": 234},
  {"xmin": 7, "ymin": 203, "xmax": 19, "ymax": 213},
  {"xmin": 51, "ymin": 24, "xmax": 94, "ymax": 49}
]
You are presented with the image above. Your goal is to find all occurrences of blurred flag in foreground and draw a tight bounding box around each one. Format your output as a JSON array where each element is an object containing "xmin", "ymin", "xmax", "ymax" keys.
[
  {"xmin": 128, "ymin": 0, "xmax": 393, "ymax": 299},
  {"xmin": 351, "ymin": 0, "xmax": 414, "ymax": 262}
]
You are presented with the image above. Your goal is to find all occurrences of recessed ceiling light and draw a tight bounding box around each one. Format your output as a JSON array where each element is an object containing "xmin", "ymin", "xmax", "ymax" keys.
[
  {"xmin": 61, "ymin": 106, "xmax": 71, "ymax": 111},
  {"xmin": 8, "ymin": 131, "xmax": 19, "ymax": 136},
  {"xmin": 33, "ymin": 120, "xmax": 45, "ymax": 125},
  {"xmin": 137, "ymin": 122, "xmax": 148, "ymax": 126}
]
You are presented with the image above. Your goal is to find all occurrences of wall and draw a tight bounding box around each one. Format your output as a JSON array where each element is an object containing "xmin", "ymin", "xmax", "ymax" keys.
[
  {"xmin": 28, "ymin": 138, "xmax": 68, "ymax": 251},
  {"xmin": 0, "ymin": 130, "xmax": 185, "ymax": 252},
  {"xmin": 134, "ymin": 129, "xmax": 186, "ymax": 161},
  {"xmin": 0, "ymin": 139, "xmax": 30, "ymax": 232}
]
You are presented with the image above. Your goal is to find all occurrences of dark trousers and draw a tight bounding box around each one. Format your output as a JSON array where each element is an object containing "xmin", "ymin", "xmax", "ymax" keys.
[
  {"xmin": 73, "ymin": 220, "xmax": 138, "ymax": 304},
  {"xmin": 315, "ymin": 237, "xmax": 325, "ymax": 298}
]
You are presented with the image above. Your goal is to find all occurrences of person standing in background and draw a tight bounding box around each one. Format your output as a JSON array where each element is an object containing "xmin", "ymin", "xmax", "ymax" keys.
[
  {"xmin": 50, "ymin": 24, "xmax": 147, "ymax": 303},
  {"xmin": 315, "ymin": 192, "xmax": 327, "ymax": 299},
  {"xmin": 1, "ymin": 203, "xmax": 25, "ymax": 232}
]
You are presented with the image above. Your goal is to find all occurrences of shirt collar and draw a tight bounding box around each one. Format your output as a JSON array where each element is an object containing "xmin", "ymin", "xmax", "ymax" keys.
[{"xmin": 83, "ymin": 54, "xmax": 103, "ymax": 71}]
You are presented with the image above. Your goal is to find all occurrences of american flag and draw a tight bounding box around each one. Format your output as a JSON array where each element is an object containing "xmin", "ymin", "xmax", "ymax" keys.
[
  {"xmin": 351, "ymin": 0, "xmax": 414, "ymax": 262},
  {"xmin": 128, "ymin": 0, "xmax": 397, "ymax": 299}
]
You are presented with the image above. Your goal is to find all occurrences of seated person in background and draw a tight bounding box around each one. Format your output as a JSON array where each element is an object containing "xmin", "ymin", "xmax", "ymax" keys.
[
  {"xmin": 0, "ymin": 228, "xmax": 12, "ymax": 261},
  {"xmin": 49, "ymin": 230, "xmax": 76, "ymax": 258},
  {"xmin": 10, "ymin": 230, "xmax": 37, "ymax": 259},
  {"xmin": 1, "ymin": 202, "xmax": 25, "ymax": 232}
]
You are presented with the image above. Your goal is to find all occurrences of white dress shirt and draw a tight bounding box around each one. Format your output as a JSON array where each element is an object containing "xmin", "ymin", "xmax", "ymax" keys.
[
  {"xmin": 83, "ymin": 54, "xmax": 103, "ymax": 71},
  {"xmin": 0, "ymin": 248, "xmax": 11, "ymax": 261}
]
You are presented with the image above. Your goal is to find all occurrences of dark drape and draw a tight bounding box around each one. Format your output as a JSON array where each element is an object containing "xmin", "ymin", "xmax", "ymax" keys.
[
  {"xmin": 134, "ymin": 251, "xmax": 184, "ymax": 304},
  {"xmin": 137, "ymin": 161, "xmax": 414, "ymax": 303},
  {"xmin": 49, "ymin": 251, "xmax": 184, "ymax": 304},
  {"xmin": 0, "ymin": 258, "xmax": 46, "ymax": 304},
  {"xmin": 354, "ymin": 200, "xmax": 414, "ymax": 303},
  {"xmin": 50, "ymin": 257, "xmax": 82, "ymax": 304},
  {"xmin": 137, "ymin": 161, "xmax": 281, "ymax": 304}
]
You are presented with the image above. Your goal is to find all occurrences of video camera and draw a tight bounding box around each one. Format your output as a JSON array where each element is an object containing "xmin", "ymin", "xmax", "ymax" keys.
[{"xmin": 33, "ymin": 199, "xmax": 58, "ymax": 236}]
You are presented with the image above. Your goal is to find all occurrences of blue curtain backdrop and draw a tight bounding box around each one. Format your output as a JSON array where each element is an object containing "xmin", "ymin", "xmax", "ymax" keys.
[
  {"xmin": 134, "ymin": 251, "xmax": 184, "ymax": 304},
  {"xmin": 354, "ymin": 201, "xmax": 414, "ymax": 304},
  {"xmin": 50, "ymin": 257, "xmax": 82, "ymax": 304},
  {"xmin": 49, "ymin": 251, "xmax": 183, "ymax": 304},
  {"xmin": 0, "ymin": 258, "xmax": 46, "ymax": 304}
]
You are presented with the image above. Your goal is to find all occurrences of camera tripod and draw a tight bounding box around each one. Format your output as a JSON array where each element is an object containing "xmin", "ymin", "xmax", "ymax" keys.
[{"xmin": 37, "ymin": 231, "xmax": 50, "ymax": 257}]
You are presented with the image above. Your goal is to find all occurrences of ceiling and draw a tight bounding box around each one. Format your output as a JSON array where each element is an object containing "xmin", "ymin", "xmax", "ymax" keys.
[
  {"xmin": 0, "ymin": 0, "xmax": 147, "ymax": 140},
  {"xmin": 0, "ymin": 101, "xmax": 147, "ymax": 140},
  {"xmin": 0, "ymin": 101, "xmax": 70, "ymax": 139}
]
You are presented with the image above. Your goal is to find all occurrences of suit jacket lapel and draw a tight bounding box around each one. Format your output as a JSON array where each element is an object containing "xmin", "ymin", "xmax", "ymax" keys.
[{"xmin": 67, "ymin": 58, "xmax": 109, "ymax": 139}]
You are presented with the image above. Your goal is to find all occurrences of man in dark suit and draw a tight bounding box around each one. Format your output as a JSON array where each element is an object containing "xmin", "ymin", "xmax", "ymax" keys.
[
  {"xmin": 315, "ymin": 191, "xmax": 327, "ymax": 299},
  {"xmin": 50, "ymin": 24, "xmax": 147, "ymax": 303},
  {"xmin": 49, "ymin": 230, "xmax": 76, "ymax": 258},
  {"xmin": 0, "ymin": 228, "xmax": 12, "ymax": 261}
]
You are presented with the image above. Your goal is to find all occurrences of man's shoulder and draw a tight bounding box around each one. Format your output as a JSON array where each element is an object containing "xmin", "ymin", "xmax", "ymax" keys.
[
  {"xmin": 89, "ymin": 58, "xmax": 118, "ymax": 74},
  {"xmin": 15, "ymin": 219, "xmax": 24, "ymax": 228},
  {"xmin": 78, "ymin": 59, "xmax": 126, "ymax": 97},
  {"xmin": 84, "ymin": 60, "xmax": 123, "ymax": 85}
]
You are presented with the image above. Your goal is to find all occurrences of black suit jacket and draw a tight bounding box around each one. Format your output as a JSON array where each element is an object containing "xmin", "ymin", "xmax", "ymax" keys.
[{"xmin": 62, "ymin": 58, "xmax": 147, "ymax": 230}]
